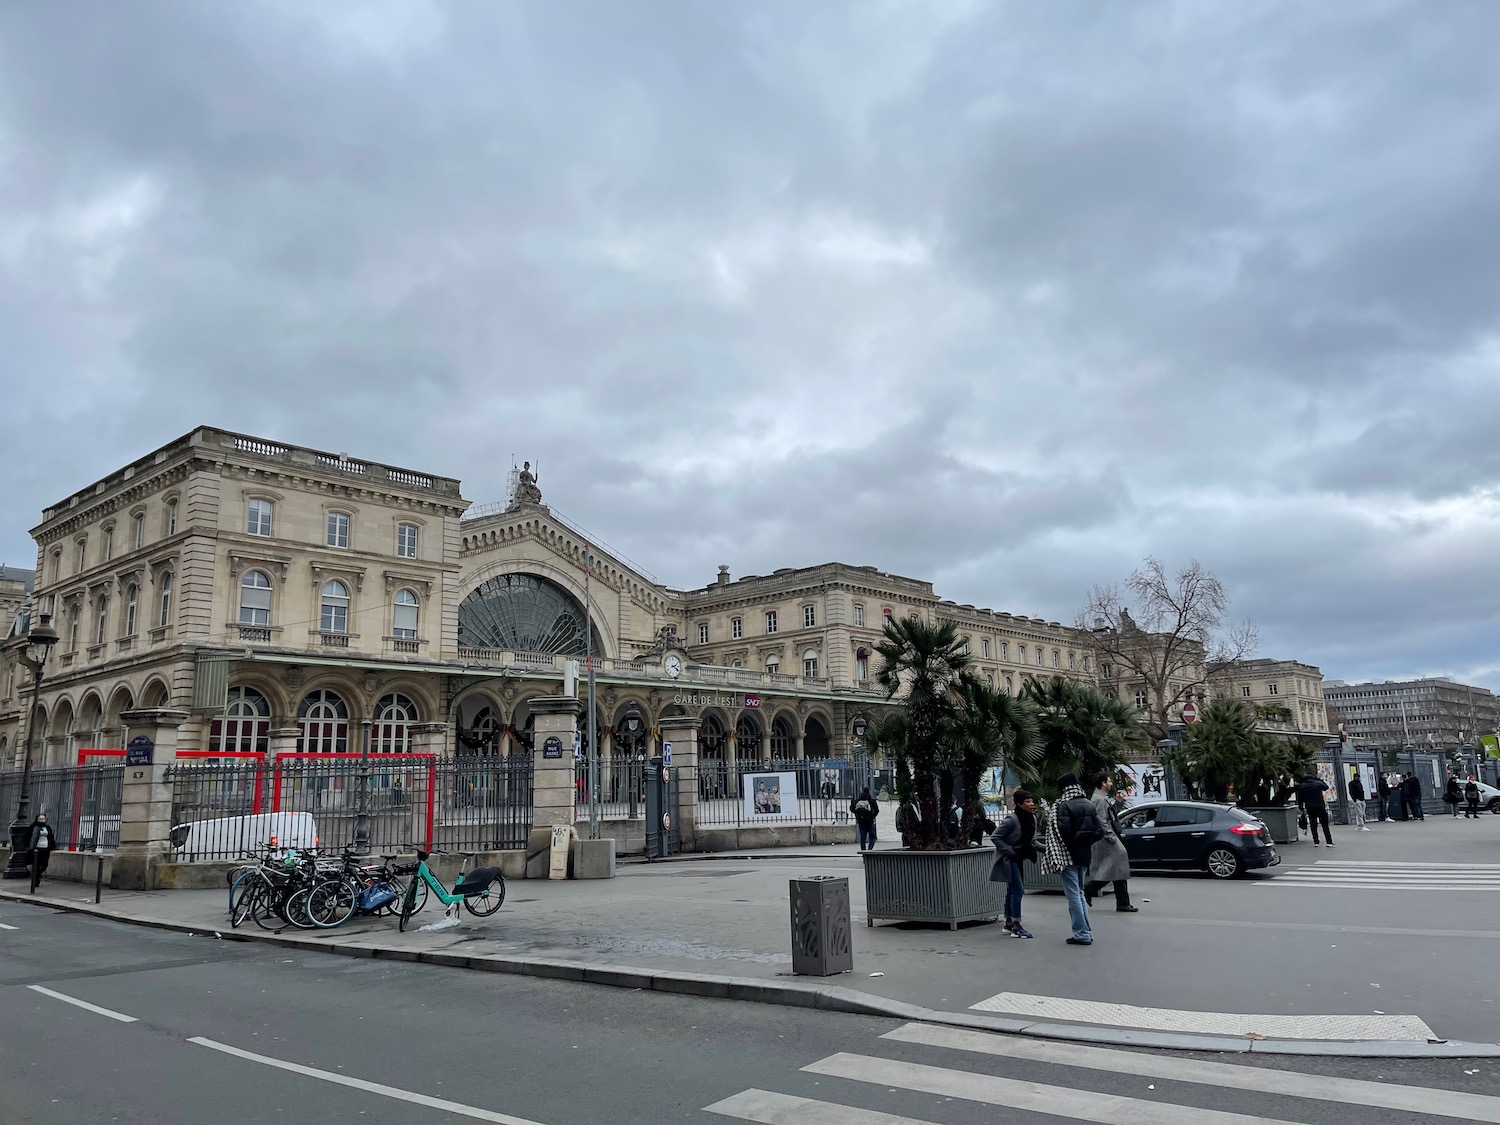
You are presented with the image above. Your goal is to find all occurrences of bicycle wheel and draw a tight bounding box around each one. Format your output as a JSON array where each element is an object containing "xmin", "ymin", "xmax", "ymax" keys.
[
  {"xmin": 398, "ymin": 879, "xmax": 418, "ymax": 933},
  {"xmin": 283, "ymin": 887, "xmax": 316, "ymax": 929},
  {"xmin": 229, "ymin": 874, "xmax": 261, "ymax": 928},
  {"xmin": 249, "ymin": 882, "xmax": 281, "ymax": 930},
  {"xmin": 463, "ymin": 876, "xmax": 506, "ymax": 917},
  {"xmin": 307, "ymin": 879, "xmax": 358, "ymax": 929}
]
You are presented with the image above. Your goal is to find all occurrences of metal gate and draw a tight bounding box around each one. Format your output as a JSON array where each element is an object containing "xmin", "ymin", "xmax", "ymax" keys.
[{"xmin": 644, "ymin": 757, "xmax": 680, "ymax": 858}]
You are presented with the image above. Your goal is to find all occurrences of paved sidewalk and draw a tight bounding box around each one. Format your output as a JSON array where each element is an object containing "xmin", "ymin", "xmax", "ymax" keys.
[{"xmin": 4, "ymin": 812, "xmax": 1498, "ymax": 1055}]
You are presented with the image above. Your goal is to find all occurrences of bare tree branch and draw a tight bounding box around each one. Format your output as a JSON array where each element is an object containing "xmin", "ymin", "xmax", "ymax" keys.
[{"xmin": 1076, "ymin": 557, "xmax": 1257, "ymax": 743}]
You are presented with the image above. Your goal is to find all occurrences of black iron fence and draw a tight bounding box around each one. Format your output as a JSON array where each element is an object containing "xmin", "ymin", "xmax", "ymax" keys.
[
  {"xmin": 166, "ymin": 754, "xmax": 533, "ymax": 860},
  {"xmin": 573, "ymin": 754, "xmax": 650, "ymax": 819},
  {"xmin": 696, "ymin": 762, "xmax": 875, "ymax": 828},
  {"xmin": 0, "ymin": 764, "xmax": 124, "ymax": 851}
]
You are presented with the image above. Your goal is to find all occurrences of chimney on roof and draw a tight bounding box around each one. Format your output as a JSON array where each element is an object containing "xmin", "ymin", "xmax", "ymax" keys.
[{"xmin": 717, "ymin": 565, "xmax": 730, "ymax": 586}]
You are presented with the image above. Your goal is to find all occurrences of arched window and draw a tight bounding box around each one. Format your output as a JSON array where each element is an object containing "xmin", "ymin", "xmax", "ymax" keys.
[
  {"xmin": 802, "ymin": 649, "xmax": 819, "ymax": 678},
  {"xmin": 95, "ymin": 596, "xmax": 110, "ymax": 645},
  {"xmin": 165, "ymin": 499, "xmax": 178, "ymax": 536},
  {"xmin": 157, "ymin": 572, "xmax": 174, "ymax": 629},
  {"xmin": 211, "ymin": 687, "xmax": 271, "ymax": 752},
  {"xmin": 765, "ymin": 654, "xmax": 780, "ymax": 675},
  {"xmin": 123, "ymin": 584, "xmax": 139, "ymax": 636},
  {"xmin": 392, "ymin": 589, "xmax": 419, "ymax": 640},
  {"xmin": 239, "ymin": 571, "xmax": 272, "ymax": 627},
  {"xmin": 320, "ymin": 580, "xmax": 349, "ymax": 633},
  {"xmin": 374, "ymin": 692, "xmax": 418, "ymax": 753},
  {"xmin": 770, "ymin": 715, "xmax": 795, "ymax": 759},
  {"xmin": 298, "ymin": 690, "xmax": 349, "ymax": 753}
]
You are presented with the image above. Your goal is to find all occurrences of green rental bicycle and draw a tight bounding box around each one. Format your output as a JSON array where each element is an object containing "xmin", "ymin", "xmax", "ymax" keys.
[{"xmin": 397, "ymin": 849, "xmax": 506, "ymax": 932}]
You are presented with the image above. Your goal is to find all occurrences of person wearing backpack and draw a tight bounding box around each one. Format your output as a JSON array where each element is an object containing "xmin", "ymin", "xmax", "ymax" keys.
[
  {"xmin": 1051, "ymin": 773, "xmax": 1105, "ymax": 946},
  {"xmin": 1464, "ymin": 778, "xmax": 1482, "ymax": 819},
  {"xmin": 850, "ymin": 787, "xmax": 880, "ymax": 851}
]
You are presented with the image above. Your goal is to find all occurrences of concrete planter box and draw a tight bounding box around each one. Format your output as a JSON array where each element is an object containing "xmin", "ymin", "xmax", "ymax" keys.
[
  {"xmin": 1243, "ymin": 805, "xmax": 1299, "ymax": 844},
  {"xmin": 860, "ymin": 847, "xmax": 1004, "ymax": 930}
]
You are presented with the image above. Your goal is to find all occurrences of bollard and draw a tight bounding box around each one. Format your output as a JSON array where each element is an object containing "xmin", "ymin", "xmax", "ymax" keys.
[
  {"xmin": 93, "ymin": 854, "xmax": 105, "ymax": 904},
  {"xmin": 789, "ymin": 875, "xmax": 853, "ymax": 976}
]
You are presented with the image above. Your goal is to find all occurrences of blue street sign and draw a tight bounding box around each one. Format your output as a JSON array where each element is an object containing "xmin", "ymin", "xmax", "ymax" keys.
[{"xmin": 663, "ymin": 742, "xmax": 673, "ymax": 766}]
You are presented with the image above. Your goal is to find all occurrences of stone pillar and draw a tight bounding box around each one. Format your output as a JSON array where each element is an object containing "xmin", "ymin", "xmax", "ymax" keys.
[
  {"xmin": 761, "ymin": 727, "xmax": 771, "ymax": 767},
  {"xmin": 795, "ymin": 731, "xmax": 805, "ymax": 761},
  {"xmin": 269, "ymin": 726, "xmax": 301, "ymax": 759},
  {"xmin": 113, "ymin": 709, "xmax": 190, "ymax": 890},
  {"xmin": 659, "ymin": 715, "xmax": 701, "ymax": 851},
  {"xmin": 410, "ymin": 721, "xmax": 448, "ymax": 756},
  {"xmin": 525, "ymin": 696, "xmax": 582, "ymax": 876}
]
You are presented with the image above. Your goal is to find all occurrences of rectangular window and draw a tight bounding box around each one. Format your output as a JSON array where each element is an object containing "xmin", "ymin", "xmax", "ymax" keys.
[
  {"xmin": 1081, "ymin": 656, "xmax": 1090, "ymax": 672},
  {"xmin": 76, "ymin": 539, "xmax": 87, "ymax": 573},
  {"xmin": 124, "ymin": 586, "xmax": 138, "ymax": 636},
  {"xmin": 982, "ymin": 639, "xmax": 991, "ymax": 658},
  {"xmin": 1268, "ymin": 682, "xmax": 1279, "ymax": 696},
  {"xmin": 393, "ymin": 596, "xmax": 418, "ymax": 639},
  {"xmin": 1241, "ymin": 685, "xmax": 1251, "ymax": 697},
  {"xmin": 132, "ymin": 514, "xmax": 145, "ymax": 550},
  {"xmin": 247, "ymin": 499, "xmax": 273, "ymax": 537},
  {"xmin": 397, "ymin": 523, "xmax": 418, "ymax": 558},
  {"xmin": 95, "ymin": 598, "xmax": 109, "ymax": 645},
  {"xmin": 1001, "ymin": 642, "xmax": 1009, "ymax": 661},
  {"xmin": 158, "ymin": 573, "xmax": 173, "ymax": 629},
  {"xmin": 803, "ymin": 655, "xmax": 818, "ymax": 678},
  {"xmin": 1135, "ymin": 690, "xmax": 1148, "ymax": 710},
  {"xmin": 856, "ymin": 656, "xmax": 868, "ymax": 681},
  {"xmin": 1018, "ymin": 645, "xmax": 1026, "ymax": 665},
  {"xmin": 731, "ymin": 617, "xmax": 743, "ymax": 640},
  {"xmin": 853, "ymin": 604, "xmax": 864, "ymax": 627},
  {"xmin": 327, "ymin": 512, "xmax": 350, "ymax": 549},
  {"xmin": 103, "ymin": 528, "xmax": 114, "ymax": 561},
  {"xmin": 166, "ymin": 501, "xmax": 178, "ymax": 535},
  {"xmin": 882, "ymin": 608, "xmax": 893, "ymax": 624},
  {"xmin": 803, "ymin": 605, "xmax": 816, "ymax": 628},
  {"xmin": 765, "ymin": 611, "xmax": 778, "ymax": 634},
  {"xmin": 1067, "ymin": 651, "xmax": 1075, "ymax": 670},
  {"xmin": 1036, "ymin": 648, "xmax": 1044, "ymax": 667},
  {"xmin": 1052, "ymin": 649, "xmax": 1060, "ymax": 668},
  {"xmin": 698, "ymin": 623, "xmax": 709, "ymax": 645}
]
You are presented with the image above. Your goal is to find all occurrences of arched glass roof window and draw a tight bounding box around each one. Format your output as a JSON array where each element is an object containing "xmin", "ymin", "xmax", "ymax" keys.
[{"xmin": 457, "ymin": 573, "xmax": 601, "ymax": 656}]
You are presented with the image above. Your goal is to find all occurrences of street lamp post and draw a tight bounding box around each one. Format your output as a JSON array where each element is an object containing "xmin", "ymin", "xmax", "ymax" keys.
[
  {"xmin": 4, "ymin": 613, "xmax": 61, "ymax": 880},
  {"xmin": 354, "ymin": 718, "xmax": 372, "ymax": 854}
]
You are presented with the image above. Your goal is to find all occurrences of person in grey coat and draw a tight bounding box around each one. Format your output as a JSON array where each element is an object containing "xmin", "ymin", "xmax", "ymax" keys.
[{"xmin": 1084, "ymin": 775, "xmax": 1135, "ymax": 912}]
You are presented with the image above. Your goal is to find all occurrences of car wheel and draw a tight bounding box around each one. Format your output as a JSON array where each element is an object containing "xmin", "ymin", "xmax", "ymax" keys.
[
  {"xmin": 1488, "ymin": 798, "xmax": 1500, "ymax": 814},
  {"xmin": 1204, "ymin": 847, "xmax": 1242, "ymax": 879}
]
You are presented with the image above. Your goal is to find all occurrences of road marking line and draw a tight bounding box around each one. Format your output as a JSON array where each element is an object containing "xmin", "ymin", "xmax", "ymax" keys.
[
  {"xmin": 27, "ymin": 985, "xmax": 138, "ymax": 1023},
  {"xmin": 188, "ymin": 1037, "xmax": 547, "ymax": 1124},
  {"xmin": 1259, "ymin": 881, "xmax": 1500, "ymax": 890},
  {"xmin": 0, "ymin": 922, "xmax": 18, "ymax": 930},
  {"xmin": 707, "ymin": 1089, "xmax": 936, "ymax": 1124},
  {"xmin": 807, "ymin": 1053, "xmax": 1313, "ymax": 1125},
  {"xmin": 966, "ymin": 992, "xmax": 1435, "ymax": 1040},
  {"xmin": 883, "ymin": 1023, "xmax": 1500, "ymax": 1123}
]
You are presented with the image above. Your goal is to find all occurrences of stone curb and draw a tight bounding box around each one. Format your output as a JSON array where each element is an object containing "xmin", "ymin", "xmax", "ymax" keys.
[{"xmin": 5, "ymin": 888, "xmax": 1497, "ymax": 1059}]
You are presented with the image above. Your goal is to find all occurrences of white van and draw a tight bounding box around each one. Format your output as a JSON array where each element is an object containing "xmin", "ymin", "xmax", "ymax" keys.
[{"xmin": 169, "ymin": 811, "xmax": 319, "ymax": 861}]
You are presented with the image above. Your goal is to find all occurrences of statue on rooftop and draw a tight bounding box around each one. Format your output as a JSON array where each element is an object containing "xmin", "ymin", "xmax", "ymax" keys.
[{"xmin": 511, "ymin": 461, "xmax": 543, "ymax": 508}]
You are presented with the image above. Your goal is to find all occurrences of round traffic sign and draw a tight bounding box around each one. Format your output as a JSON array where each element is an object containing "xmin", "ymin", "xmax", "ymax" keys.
[
  {"xmin": 1181, "ymin": 701, "xmax": 1198, "ymax": 724},
  {"xmin": 662, "ymin": 812, "xmax": 671, "ymax": 831}
]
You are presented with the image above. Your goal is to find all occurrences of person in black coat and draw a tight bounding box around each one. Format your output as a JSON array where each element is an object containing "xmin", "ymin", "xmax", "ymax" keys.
[
  {"xmin": 1376, "ymin": 773, "xmax": 1391, "ymax": 822},
  {"xmin": 1444, "ymin": 776, "xmax": 1462, "ymax": 817},
  {"xmin": 1052, "ymin": 773, "xmax": 1105, "ymax": 945},
  {"xmin": 1464, "ymin": 778, "xmax": 1482, "ymax": 819},
  {"xmin": 1295, "ymin": 773, "xmax": 1334, "ymax": 846},
  {"xmin": 849, "ymin": 787, "xmax": 880, "ymax": 851},
  {"xmin": 1347, "ymin": 771, "xmax": 1369, "ymax": 830},
  {"xmin": 28, "ymin": 813, "xmax": 56, "ymax": 884},
  {"xmin": 989, "ymin": 790, "xmax": 1039, "ymax": 938},
  {"xmin": 1401, "ymin": 772, "xmax": 1425, "ymax": 821}
]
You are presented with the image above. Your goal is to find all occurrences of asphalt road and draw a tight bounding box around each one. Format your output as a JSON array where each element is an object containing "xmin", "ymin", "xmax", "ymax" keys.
[{"xmin": 2, "ymin": 907, "xmax": 1498, "ymax": 1125}]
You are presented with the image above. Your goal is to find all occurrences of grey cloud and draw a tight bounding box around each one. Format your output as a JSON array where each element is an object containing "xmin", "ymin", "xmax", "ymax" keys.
[{"xmin": 3, "ymin": 1, "xmax": 1500, "ymax": 689}]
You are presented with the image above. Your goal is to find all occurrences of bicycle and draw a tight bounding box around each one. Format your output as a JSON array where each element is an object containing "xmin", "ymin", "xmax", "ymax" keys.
[{"xmin": 397, "ymin": 849, "xmax": 505, "ymax": 932}]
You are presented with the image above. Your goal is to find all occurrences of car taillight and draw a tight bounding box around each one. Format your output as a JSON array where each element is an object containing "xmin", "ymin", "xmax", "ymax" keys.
[{"xmin": 1230, "ymin": 823, "xmax": 1263, "ymax": 835}]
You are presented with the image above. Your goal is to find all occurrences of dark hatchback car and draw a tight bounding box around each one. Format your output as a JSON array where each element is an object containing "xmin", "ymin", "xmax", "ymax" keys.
[{"xmin": 1116, "ymin": 801, "xmax": 1280, "ymax": 879}]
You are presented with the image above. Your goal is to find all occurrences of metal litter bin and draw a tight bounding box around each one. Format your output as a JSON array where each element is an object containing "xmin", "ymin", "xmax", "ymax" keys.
[{"xmin": 789, "ymin": 875, "xmax": 853, "ymax": 976}]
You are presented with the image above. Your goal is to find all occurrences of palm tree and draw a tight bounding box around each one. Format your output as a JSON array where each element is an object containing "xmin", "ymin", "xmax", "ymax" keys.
[
  {"xmin": 947, "ymin": 676, "xmax": 1039, "ymax": 843},
  {"xmin": 1022, "ymin": 675, "xmax": 1146, "ymax": 795},
  {"xmin": 874, "ymin": 617, "xmax": 971, "ymax": 849},
  {"xmin": 1167, "ymin": 697, "xmax": 1257, "ymax": 801}
]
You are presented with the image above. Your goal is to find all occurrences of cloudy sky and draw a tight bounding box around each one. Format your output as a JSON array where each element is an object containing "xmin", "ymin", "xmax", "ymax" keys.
[{"xmin": 2, "ymin": 2, "xmax": 1498, "ymax": 689}]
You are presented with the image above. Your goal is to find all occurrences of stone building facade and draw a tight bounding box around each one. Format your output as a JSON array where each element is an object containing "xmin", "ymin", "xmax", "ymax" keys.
[
  {"xmin": 1211, "ymin": 657, "xmax": 1329, "ymax": 737},
  {"xmin": 1323, "ymin": 676, "xmax": 1500, "ymax": 751},
  {"xmin": 2, "ymin": 427, "xmax": 1102, "ymax": 777}
]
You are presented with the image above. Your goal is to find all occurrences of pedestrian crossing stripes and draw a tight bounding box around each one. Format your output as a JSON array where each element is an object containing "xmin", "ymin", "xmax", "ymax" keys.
[
  {"xmin": 1261, "ymin": 860, "xmax": 1500, "ymax": 890},
  {"xmin": 704, "ymin": 1022, "xmax": 1500, "ymax": 1125}
]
